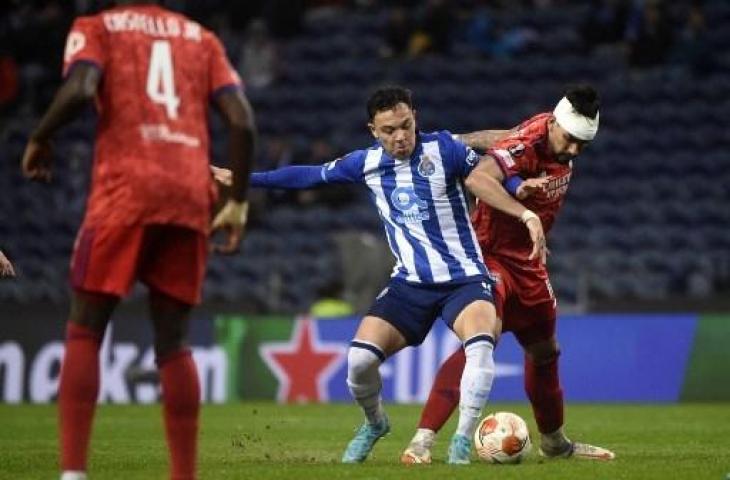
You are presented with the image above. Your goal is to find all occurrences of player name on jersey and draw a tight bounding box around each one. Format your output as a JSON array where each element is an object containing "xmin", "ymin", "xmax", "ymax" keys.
[{"xmin": 102, "ymin": 11, "xmax": 201, "ymax": 41}]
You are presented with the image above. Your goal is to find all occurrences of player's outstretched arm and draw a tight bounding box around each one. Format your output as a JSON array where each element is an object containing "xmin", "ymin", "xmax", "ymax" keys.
[
  {"xmin": 249, "ymin": 151, "xmax": 363, "ymax": 190},
  {"xmin": 465, "ymin": 157, "xmax": 547, "ymax": 263},
  {"xmin": 211, "ymin": 89, "xmax": 257, "ymax": 254},
  {"xmin": 21, "ymin": 64, "xmax": 101, "ymax": 182},
  {"xmin": 250, "ymin": 165, "xmax": 329, "ymax": 190},
  {"xmin": 454, "ymin": 129, "xmax": 512, "ymax": 151},
  {"xmin": 210, "ymin": 164, "xmax": 326, "ymax": 190}
]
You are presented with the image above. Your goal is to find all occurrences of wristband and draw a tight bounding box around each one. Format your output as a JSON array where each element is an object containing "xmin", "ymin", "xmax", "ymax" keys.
[
  {"xmin": 503, "ymin": 176, "xmax": 524, "ymax": 196},
  {"xmin": 520, "ymin": 210, "xmax": 538, "ymax": 224}
]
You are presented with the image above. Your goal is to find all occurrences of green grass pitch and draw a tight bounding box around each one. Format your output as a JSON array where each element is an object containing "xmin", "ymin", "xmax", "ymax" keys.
[{"xmin": 1, "ymin": 403, "xmax": 729, "ymax": 479}]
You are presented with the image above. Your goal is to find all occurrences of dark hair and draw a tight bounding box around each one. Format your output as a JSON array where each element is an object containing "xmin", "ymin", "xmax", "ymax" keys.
[
  {"xmin": 366, "ymin": 86, "xmax": 413, "ymax": 121},
  {"xmin": 565, "ymin": 84, "xmax": 600, "ymax": 119}
]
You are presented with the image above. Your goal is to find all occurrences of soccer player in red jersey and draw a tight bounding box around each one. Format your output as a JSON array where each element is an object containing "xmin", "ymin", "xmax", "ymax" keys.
[
  {"xmin": 401, "ymin": 85, "xmax": 615, "ymax": 463},
  {"xmin": 20, "ymin": 2, "xmax": 256, "ymax": 479}
]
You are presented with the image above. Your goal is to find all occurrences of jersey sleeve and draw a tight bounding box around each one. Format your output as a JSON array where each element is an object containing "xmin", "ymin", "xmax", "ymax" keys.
[
  {"xmin": 250, "ymin": 150, "xmax": 365, "ymax": 189},
  {"xmin": 206, "ymin": 32, "xmax": 242, "ymax": 97},
  {"xmin": 321, "ymin": 150, "xmax": 366, "ymax": 184},
  {"xmin": 62, "ymin": 16, "xmax": 107, "ymax": 77},
  {"xmin": 486, "ymin": 141, "xmax": 538, "ymax": 178},
  {"xmin": 440, "ymin": 131, "xmax": 481, "ymax": 178}
]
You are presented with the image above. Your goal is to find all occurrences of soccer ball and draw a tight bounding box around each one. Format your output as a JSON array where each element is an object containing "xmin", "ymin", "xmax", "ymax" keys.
[{"xmin": 474, "ymin": 412, "xmax": 532, "ymax": 464}]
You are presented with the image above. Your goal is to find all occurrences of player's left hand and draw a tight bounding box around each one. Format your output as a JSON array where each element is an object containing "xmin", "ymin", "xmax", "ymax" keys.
[
  {"xmin": 522, "ymin": 210, "xmax": 549, "ymax": 264},
  {"xmin": 211, "ymin": 200, "xmax": 248, "ymax": 254},
  {"xmin": 0, "ymin": 251, "xmax": 15, "ymax": 278},
  {"xmin": 516, "ymin": 177, "xmax": 550, "ymax": 200},
  {"xmin": 21, "ymin": 138, "xmax": 53, "ymax": 182}
]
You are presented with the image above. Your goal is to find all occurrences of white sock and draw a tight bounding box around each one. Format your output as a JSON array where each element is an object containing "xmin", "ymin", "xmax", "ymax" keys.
[
  {"xmin": 347, "ymin": 340, "xmax": 386, "ymax": 425},
  {"xmin": 410, "ymin": 428, "xmax": 435, "ymax": 448},
  {"xmin": 455, "ymin": 334, "xmax": 495, "ymax": 438},
  {"xmin": 60, "ymin": 472, "xmax": 88, "ymax": 480}
]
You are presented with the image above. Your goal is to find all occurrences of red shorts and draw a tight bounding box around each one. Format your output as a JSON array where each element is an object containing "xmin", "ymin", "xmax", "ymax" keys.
[
  {"xmin": 486, "ymin": 257, "xmax": 557, "ymax": 347},
  {"xmin": 70, "ymin": 224, "xmax": 207, "ymax": 305}
]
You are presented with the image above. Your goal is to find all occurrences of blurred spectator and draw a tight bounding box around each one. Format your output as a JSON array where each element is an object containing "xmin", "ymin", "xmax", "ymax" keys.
[
  {"xmin": 206, "ymin": 13, "xmax": 243, "ymax": 65},
  {"xmin": 258, "ymin": 135, "xmax": 296, "ymax": 175},
  {"xmin": 7, "ymin": 1, "xmax": 71, "ymax": 113},
  {"xmin": 464, "ymin": 7, "xmax": 539, "ymax": 59},
  {"xmin": 686, "ymin": 259, "xmax": 714, "ymax": 298},
  {"xmin": 263, "ymin": 0, "xmax": 305, "ymax": 38},
  {"xmin": 296, "ymin": 138, "xmax": 356, "ymax": 207},
  {"xmin": 0, "ymin": 53, "xmax": 20, "ymax": 114},
  {"xmin": 333, "ymin": 231, "xmax": 394, "ymax": 315},
  {"xmin": 309, "ymin": 278, "xmax": 354, "ymax": 318},
  {"xmin": 238, "ymin": 19, "xmax": 279, "ymax": 90},
  {"xmin": 580, "ymin": 0, "xmax": 630, "ymax": 52},
  {"xmin": 463, "ymin": 6, "xmax": 497, "ymax": 57},
  {"xmin": 380, "ymin": 7, "xmax": 414, "ymax": 58},
  {"xmin": 670, "ymin": 1, "xmax": 714, "ymax": 75},
  {"xmin": 409, "ymin": 0, "xmax": 455, "ymax": 56},
  {"xmin": 625, "ymin": 0, "xmax": 674, "ymax": 69}
]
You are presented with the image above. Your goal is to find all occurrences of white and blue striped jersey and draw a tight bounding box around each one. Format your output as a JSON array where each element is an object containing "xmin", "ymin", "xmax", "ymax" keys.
[{"xmin": 322, "ymin": 131, "xmax": 487, "ymax": 284}]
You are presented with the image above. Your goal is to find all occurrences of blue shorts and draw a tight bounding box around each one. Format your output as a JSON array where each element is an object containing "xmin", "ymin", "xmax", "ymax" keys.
[{"xmin": 367, "ymin": 276, "xmax": 495, "ymax": 346}]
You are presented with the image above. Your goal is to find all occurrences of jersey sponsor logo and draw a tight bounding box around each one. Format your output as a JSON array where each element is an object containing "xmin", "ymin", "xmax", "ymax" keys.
[
  {"xmin": 139, "ymin": 123, "xmax": 200, "ymax": 147},
  {"xmin": 390, "ymin": 186, "xmax": 430, "ymax": 224},
  {"xmin": 508, "ymin": 143, "xmax": 525, "ymax": 157},
  {"xmin": 417, "ymin": 154, "xmax": 436, "ymax": 177},
  {"xmin": 465, "ymin": 148, "xmax": 479, "ymax": 167},
  {"xmin": 64, "ymin": 31, "xmax": 86, "ymax": 63},
  {"xmin": 544, "ymin": 171, "xmax": 571, "ymax": 200}
]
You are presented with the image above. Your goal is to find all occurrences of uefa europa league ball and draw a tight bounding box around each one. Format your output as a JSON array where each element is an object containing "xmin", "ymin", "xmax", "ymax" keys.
[{"xmin": 474, "ymin": 411, "xmax": 532, "ymax": 464}]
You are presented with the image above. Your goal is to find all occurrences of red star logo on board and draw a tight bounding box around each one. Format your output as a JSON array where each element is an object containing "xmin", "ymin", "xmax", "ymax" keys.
[{"xmin": 259, "ymin": 318, "xmax": 346, "ymax": 403}]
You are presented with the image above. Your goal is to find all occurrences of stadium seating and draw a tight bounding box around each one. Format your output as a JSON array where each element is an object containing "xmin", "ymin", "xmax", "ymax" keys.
[{"xmin": 2, "ymin": 1, "xmax": 729, "ymax": 311}]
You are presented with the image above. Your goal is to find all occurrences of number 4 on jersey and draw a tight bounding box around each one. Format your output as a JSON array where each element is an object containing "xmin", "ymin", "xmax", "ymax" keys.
[{"xmin": 146, "ymin": 40, "xmax": 180, "ymax": 119}]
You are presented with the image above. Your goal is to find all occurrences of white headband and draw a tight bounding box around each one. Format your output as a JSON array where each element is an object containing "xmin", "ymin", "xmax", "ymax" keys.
[{"xmin": 553, "ymin": 96, "xmax": 599, "ymax": 141}]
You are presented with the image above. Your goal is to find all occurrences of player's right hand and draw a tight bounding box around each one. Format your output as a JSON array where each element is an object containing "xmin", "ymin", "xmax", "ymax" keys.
[
  {"xmin": 521, "ymin": 210, "xmax": 548, "ymax": 264},
  {"xmin": 211, "ymin": 200, "xmax": 248, "ymax": 254},
  {"xmin": 211, "ymin": 165, "xmax": 233, "ymax": 187},
  {"xmin": 516, "ymin": 177, "xmax": 550, "ymax": 200},
  {"xmin": 21, "ymin": 139, "xmax": 53, "ymax": 182},
  {"xmin": 0, "ymin": 251, "xmax": 15, "ymax": 278}
]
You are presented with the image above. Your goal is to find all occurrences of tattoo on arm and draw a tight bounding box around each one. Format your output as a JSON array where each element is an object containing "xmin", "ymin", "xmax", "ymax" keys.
[{"xmin": 456, "ymin": 129, "xmax": 512, "ymax": 151}]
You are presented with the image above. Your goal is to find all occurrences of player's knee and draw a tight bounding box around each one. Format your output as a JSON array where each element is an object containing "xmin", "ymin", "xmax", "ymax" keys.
[
  {"xmin": 527, "ymin": 339, "xmax": 560, "ymax": 366},
  {"xmin": 153, "ymin": 329, "xmax": 188, "ymax": 360},
  {"xmin": 453, "ymin": 301, "xmax": 500, "ymax": 340},
  {"xmin": 347, "ymin": 342, "xmax": 383, "ymax": 383},
  {"xmin": 155, "ymin": 340, "xmax": 186, "ymax": 360},
  {"xmin": 68, "ymin": 290, "xmax": 117, "ymax": 334}
]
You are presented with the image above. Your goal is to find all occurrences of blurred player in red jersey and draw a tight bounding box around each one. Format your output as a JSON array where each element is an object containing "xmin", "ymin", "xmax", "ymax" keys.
[
  {"xmin": 21, "ymin": 2, "xmax": 256, "ymax": 479},
  {"xmin": 401, "ymin": 85, "xmax": 615, "ymax": 463}
]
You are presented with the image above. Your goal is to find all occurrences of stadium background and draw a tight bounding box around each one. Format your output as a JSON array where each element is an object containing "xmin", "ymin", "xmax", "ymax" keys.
[{"xmin": 1, "ymin": 0, "xmax": 729, "ymax": 405}]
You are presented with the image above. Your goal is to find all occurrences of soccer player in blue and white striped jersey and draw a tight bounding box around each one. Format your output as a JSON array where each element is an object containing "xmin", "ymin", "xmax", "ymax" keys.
[{"xmin": 247, "ymin": 86, "xmax": 547, "ymax": 464}]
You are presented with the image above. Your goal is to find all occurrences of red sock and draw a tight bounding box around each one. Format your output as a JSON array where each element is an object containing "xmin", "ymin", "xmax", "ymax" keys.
[
  {"xmin": 58, "ymin": 322, "xmax": 103, "ymax": 471},
  {"xmin": 418, "ymin": 348, "xmax": 465, "ymax": 432},
  {"xmin": 524, "ymin": 354, "xmax": 564, "ymax": 434},
  {"xmin": 158, "ymin": 350, "xmax": 200, "ymax": 480}
]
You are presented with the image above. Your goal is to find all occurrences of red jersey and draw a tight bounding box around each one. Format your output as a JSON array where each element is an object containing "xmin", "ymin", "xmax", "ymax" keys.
[
  {"xmin": 472, "ymin": 112, "xmax": 572, "ymax": 268},
  {"xmin": 62, "ymin": 4, "xmax": 241, "ymax": 233}
]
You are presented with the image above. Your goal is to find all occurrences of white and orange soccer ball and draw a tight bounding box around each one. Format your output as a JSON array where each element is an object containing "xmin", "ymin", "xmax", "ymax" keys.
[{"xmin": 474, "ymin": 412, "xmax": 532, "ymax": 464}]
